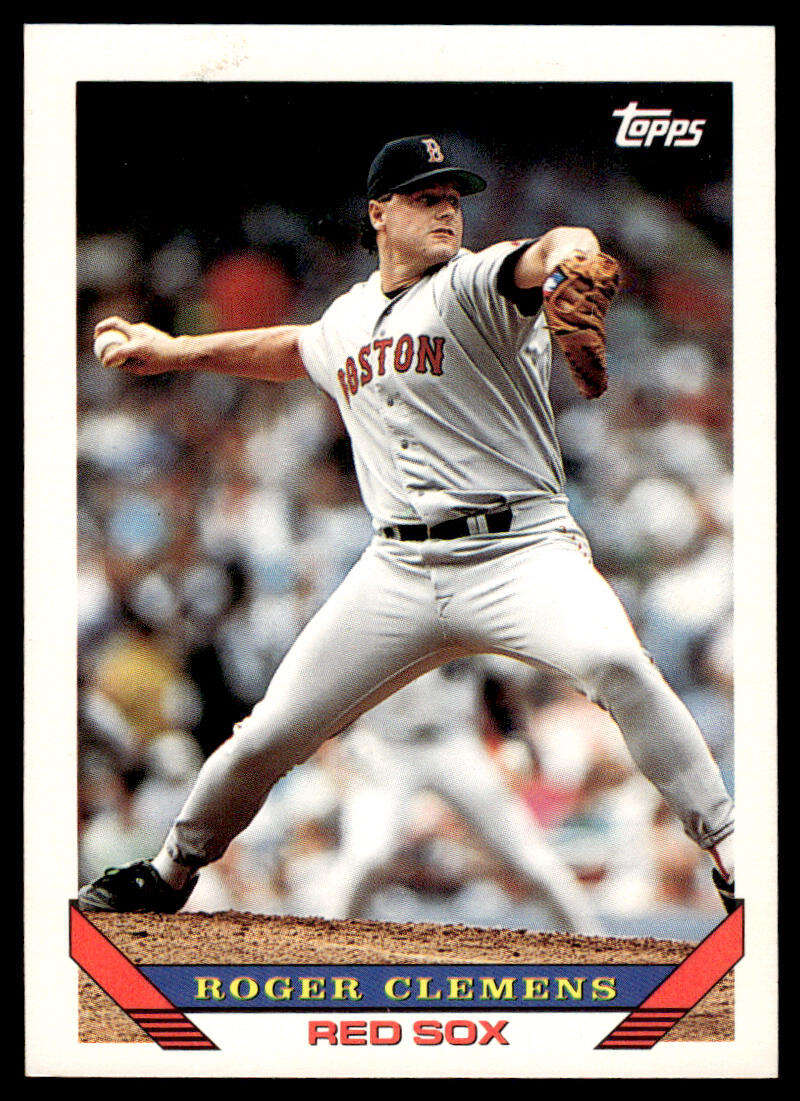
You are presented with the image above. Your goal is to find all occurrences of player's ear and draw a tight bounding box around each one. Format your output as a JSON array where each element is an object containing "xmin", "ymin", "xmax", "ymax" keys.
[{"xmin": 368, "ymin": 197, "xmax": 388, "ymax": 232}]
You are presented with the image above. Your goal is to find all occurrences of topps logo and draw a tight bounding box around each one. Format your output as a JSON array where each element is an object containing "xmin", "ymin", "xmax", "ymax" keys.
[{"xmin": 612, "ymin": 101, "xmax": 706, "ymax": 148}]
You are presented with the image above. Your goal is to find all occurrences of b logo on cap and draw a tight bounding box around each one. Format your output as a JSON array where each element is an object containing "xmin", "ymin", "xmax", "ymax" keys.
[{"xmin": 421, "ymin": 138, "xmax": 444, "ymax": 163}]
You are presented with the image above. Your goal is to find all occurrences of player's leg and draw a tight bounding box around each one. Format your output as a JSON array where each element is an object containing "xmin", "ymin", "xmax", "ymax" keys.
[
  {"xmin": 453, "ymin": 531, "xmax": 734, "ymax": 880},
  {"xmin": 78, "ymin": 542, "xmax": 459, "ymax": 910},
  {"xmin": 160, "ymin": 544, "xmax": 460, "ymax": 874},
  {"xmin": 428, "ymin": 731, "xmax": 601, "ymax": 933}
]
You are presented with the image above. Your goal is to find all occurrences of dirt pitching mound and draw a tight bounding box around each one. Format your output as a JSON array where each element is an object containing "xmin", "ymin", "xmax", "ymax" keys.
[{"xmin": 78, "ymin": 911, "xmax": 733, "ymax": 1043}]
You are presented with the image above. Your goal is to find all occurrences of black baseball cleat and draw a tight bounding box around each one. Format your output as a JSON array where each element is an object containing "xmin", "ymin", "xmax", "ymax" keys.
[
  {"xmin": 76, "ymin": 860, "xmax": 198, "ymax": 913},
  {"xmin": 711, "ymin": 866, "xmax": 741, "ymax": 916}
]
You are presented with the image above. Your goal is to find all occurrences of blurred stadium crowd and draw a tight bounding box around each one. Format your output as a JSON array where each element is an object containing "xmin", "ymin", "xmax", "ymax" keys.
[{"xmin": 77, "ymin": 135, "xmax": 734, "ymax": 939}]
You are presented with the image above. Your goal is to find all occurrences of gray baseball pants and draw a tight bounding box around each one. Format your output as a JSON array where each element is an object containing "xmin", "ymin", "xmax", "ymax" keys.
[{"xmin": 163, "ymin": 508, "xmax": 734, "ymax": 871}]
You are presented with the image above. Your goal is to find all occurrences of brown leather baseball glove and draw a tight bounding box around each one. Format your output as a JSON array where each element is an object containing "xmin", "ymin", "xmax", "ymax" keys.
[{"xmin": 542, "ymin": 251, "xmax": 621, "ymax": 399}]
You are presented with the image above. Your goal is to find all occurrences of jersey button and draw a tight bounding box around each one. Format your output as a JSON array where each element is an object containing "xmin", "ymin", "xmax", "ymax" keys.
[{"xmin": 387, "ymin": 398, "xmax": 394, "ymax": 407}]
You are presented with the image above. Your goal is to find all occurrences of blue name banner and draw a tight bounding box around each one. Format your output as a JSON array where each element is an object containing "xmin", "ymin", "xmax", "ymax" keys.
[{"xmin": 141, "ymin": 963, "xmax": 675, "ymax": 1011}]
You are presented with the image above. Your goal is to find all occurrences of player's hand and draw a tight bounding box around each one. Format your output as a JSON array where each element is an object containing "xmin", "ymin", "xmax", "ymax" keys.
[
  {"xmin": 544, "ymin": 231, "xmax": 601, "ymax": 271},
  {"xmin": 93, "ymin": 316, "xmax": 183, "ymax": 375}
]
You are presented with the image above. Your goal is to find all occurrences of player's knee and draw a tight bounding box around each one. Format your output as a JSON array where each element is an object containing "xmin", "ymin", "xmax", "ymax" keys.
[
  {"xmin": 225, "ymin": 707, "xmax": 319, "ymax": 777},
  {"xmin": 583, "ymin": 649, "xmax": 655, "ymax": 712}
]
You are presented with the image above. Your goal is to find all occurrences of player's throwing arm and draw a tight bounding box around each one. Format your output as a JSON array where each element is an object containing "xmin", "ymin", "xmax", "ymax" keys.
[{"xmin": 92, "ymin": 316, "xmax": 309, "ymax": 382}]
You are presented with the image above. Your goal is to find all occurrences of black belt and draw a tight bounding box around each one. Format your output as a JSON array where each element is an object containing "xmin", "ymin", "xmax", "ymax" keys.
[{"xmin": 381, "ymin": 508, "xmax": 513, "ymax": 541}]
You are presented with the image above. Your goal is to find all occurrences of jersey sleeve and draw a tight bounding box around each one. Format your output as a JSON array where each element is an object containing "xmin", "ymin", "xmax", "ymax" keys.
[
  {"xmin": 496, "ymin": 240, "xmax": 545, "ymax": 316},
  {"xmin": 442, "ymin": 241, "xmax": 544, "ymax": 357},
  {"xmin": 297, "ymin": 319, "xmax": 327, "ymax": 387},
  {"xmin": 296, "ymin": 315, "xmax": 337, "ymax": 398}
]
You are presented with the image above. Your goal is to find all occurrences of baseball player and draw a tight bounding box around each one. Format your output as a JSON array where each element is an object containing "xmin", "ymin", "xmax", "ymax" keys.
[
  {"xmin": 79, "ymin": 134, "xmax": 737, "ymax": 918},
  {"xmin": 323, "ymin": 663, "xmax": 600, "ymax": 932}
]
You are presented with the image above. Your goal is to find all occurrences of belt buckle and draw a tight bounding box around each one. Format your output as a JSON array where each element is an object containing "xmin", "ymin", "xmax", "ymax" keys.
[{"xmin": 466, "ymin": 513, "xmax": 491, "ymax": 536}]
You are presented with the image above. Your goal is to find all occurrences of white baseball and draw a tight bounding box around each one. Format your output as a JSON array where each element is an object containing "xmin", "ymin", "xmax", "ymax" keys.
[{"xmin": 93, "ymin": 328, "xmax": 130, "ymax": 364}]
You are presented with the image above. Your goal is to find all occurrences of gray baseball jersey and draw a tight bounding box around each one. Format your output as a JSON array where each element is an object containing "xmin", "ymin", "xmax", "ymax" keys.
[{"xmin": 298, "ymin": 243, "xmax": 568, "ymax": 528}]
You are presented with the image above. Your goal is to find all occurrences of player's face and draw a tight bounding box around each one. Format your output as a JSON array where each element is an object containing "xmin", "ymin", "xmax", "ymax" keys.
[{"xmin": 372, "ymin": 183, "xmax": 464, "ymax": 267}]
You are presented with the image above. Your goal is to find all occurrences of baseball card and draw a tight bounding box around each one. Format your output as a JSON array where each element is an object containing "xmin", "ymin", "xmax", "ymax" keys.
[{"xmin": 24, "ymin": 24, "xmax": 777, "ymax": 1078}]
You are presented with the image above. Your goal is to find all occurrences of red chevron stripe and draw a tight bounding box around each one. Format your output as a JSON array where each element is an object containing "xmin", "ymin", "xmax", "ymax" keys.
[
  {"xmin": 618, "ymin": 1026, "xmax": 676, "ymax": 1034},
  {"xmin": 70, "ymin": 903, "xmax": 218, "ymax": 1051},
  {"xmin": 139, "ymin": 1027, "xmax": 204, "ymax": 1038},
  {"xmin": 624, "ymin": 1017, "xmax": 681, "ymax": 1024},
  {"xmin": 138, "ymin": 1027, "xmax": 215, "ymax": 1048},
  {"xmin": 597, "ymin": 903, "xmax": 743, "ymax": 1050},
  {"xmin": 600, "ymin": 1039, "xmax": 656, "ymax": 1048},
  {"xmin": 129, "ymin": 1008, "xmax": 183, "ymax": 1015},
  {"xmin": 159, "ymin": 1040, "xmax": 216, "ymax": 1049},
  {"xmin": 130, "ymin": 1013, "xmax": 185, "ymax": 1022},
  {"xmin": 143, "ymin": 1023, "xmax": 203, "ymax": 1030},
  {"xmin": 641, "ymin": 905, "xmax": 744, "ymax": 1011},
  {"xmin": 623, "ymin": 1019, "xmax": 680, "ymax": 1027}
]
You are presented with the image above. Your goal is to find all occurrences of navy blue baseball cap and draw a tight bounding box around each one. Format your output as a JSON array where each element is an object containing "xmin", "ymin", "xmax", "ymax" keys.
[{"xmin": 367, "ymin": 135, "xmax": 487, "ymax": 200}]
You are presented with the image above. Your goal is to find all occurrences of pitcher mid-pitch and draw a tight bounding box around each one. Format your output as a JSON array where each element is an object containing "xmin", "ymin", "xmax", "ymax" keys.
[{"xmin": 79, "ymin": 135, "xmax": 736, "ymax": 917}]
